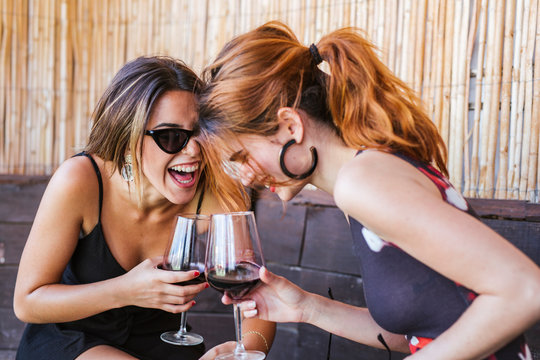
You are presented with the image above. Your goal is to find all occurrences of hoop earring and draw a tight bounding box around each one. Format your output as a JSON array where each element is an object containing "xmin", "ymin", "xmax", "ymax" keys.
[
  {"xmin": 279, "ymin": 139, "xmax": 318, "ymax": 180},
  {"xmin": 121, "ymin": 154, "xmax": 134, "ymax": 182}
]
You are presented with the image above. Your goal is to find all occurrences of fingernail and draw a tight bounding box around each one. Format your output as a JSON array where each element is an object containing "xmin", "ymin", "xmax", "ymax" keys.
[
  {"xmin": 244, "ymin": 309, "xmax": 257, "ymax": 317},
  {"xmin": 246, "ymin": 301, "xmax": 256, "ymax": 308},
  {"xmin": 191, "ymin": 301, "xmax": 196, "ymax": 306},
  {"xmin": 205, "ymin": 283, "xmax": 209, "ymax": 288},
  {"xmin": 270, "ymin": 186, "xmax": 276, "ymax": 192},
  {"xmin": 193, "ymin": 271, "xmax": 200, "ymax": 277}
]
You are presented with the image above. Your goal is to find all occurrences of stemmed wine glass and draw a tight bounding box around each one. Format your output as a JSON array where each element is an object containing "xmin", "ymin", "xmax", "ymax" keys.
[
  {"xmin": 159, "ymin": 213, "xmax": 209, "ymax": 346},
  {"xmin": 205, "ymin": 211, "xmax": 266, "ymax": 360}
]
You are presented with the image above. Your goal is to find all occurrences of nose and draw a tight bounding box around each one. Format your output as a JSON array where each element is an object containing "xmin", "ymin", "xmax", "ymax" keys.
[
  {"xmin": 181, "ymin": 136, "xmax": 200, "ymax": 157},
  {"xmin": 238, "ymin": 163, "xmax": 255, "ymax": 187}
]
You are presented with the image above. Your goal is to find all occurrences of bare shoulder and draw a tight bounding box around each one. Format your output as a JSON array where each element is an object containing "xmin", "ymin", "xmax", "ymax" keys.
[
  {"xmin": 40, "ymin": 155, "xmax": 103, "ymax": 225},
  {"xmin": 47, "ymin": 155, "xmax": 100, "ymax": 198},
  {"xmin": 333, "ymin": 150, "xmax": 439, "ymax": 219}
]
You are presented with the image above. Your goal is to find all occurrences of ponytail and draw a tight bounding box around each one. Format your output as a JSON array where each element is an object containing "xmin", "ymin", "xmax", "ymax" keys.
[
  {"xmin": 316, "ymin": 29, "xmax": 448, "ymax": 175},
  {"xmin": 200, "ymin": 21, "xmax": 448, "ymax": 176}
]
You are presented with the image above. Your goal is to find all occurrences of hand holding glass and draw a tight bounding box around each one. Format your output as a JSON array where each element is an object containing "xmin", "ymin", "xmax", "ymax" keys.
[
  {"xmin": 160, "ymin": 214, "xmax": 209, "ymax": 346},
  {"xmin": 205, "ymin": 211, "xmax": 266, "ymax": 360}
]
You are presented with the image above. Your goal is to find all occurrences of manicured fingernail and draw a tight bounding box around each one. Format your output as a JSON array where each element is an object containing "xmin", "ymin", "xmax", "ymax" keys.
[
  {"xmin": 205, "ymin": 283, "xmax": 209, "ymax": 288},
  {"xmin": 191, "ymin": 301, "xmax": 196, "ymax": 306},
  {"xmin": 246, "ymin": 301, "xmax": 256, "ymax": 308},
  {"xmin": 270, "ymin": 186, "xmax": 276, "ymax": 192},
  {"xmin": 193, "ymin": 271, "xmax": 200, "ymax": 277},
  {"xmin": 244, "ymin": 309, "xmax": 257, "ymax": 317}
]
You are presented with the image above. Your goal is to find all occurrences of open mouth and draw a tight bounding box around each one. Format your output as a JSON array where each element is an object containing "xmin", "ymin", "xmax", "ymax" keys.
[{"xmin": 168, "ymin": 163, "xmax": 199, "ymax": 185}]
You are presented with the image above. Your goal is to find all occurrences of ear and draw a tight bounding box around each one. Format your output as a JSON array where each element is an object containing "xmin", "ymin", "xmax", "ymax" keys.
[{"xmin": 276, "ymin": 107, "xmax": 305, "ymax": 144}]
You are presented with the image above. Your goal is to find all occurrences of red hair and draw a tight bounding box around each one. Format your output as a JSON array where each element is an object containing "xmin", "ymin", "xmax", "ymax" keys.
[{"xmin": 200, "ymin": 21, "xmax": 448, "ymax": 175}]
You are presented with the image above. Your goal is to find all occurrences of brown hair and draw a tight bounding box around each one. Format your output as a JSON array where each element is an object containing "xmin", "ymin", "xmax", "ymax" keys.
[
  {"xmin": 85, "ymin": 56, "xmax": 247, "ymax": 211},
  {"xmin": 199, "ymin": 21, "xmax": 448, "ymax": 175}
]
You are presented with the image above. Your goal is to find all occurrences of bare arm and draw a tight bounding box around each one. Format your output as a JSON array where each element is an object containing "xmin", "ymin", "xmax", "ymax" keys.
[
  {"xmin": 13, "ymin": 157, "xmax": 205, "ymax": 323},
  {"xmin": 335, "ymin": 151, "xmax": 540, "ymax": 359},
  {"xmin": 229, "ymin": 267, "xmax": 409, "ymax": 352}
]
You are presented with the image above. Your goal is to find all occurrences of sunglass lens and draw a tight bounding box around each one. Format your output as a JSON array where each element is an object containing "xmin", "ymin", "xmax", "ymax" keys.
[{"xmin": 157, "ymin": 130, "xmax": 189, "ymax": 153}]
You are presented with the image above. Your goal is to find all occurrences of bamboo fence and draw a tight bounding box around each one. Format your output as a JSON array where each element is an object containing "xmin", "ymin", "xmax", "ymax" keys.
[{"xmin": 0, "ymin": 0, "xmax": 539, "ymax": 202}]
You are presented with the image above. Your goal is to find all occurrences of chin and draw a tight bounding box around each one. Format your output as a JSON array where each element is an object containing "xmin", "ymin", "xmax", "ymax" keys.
[{"xmin": 276, "ymin": 187, "xmax": 301, "ymax": 202}]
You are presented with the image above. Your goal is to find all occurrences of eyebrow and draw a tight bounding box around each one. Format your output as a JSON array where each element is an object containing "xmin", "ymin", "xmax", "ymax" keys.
[{"xmin": 152, "ymin": 123, "xmax": 182, "ymax": 129}]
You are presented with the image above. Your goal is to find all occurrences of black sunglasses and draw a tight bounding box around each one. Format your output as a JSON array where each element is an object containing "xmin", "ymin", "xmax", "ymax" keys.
[{"xmin": 144, "ymin": 128, "xmax": 194, "ymax": 154}]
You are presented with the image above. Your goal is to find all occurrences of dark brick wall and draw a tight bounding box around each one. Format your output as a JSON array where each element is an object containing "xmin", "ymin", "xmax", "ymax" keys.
[{"xmin": 1, "ymin": 177, "xmax": 539, "ymax": 360}]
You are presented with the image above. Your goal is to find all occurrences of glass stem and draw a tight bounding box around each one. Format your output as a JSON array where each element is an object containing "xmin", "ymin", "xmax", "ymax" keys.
[
  {"xmin": 177, "ymin": 311, "xmax": 188, "ymax": 336},
  {"xmin": 233, "ymin": 303, "xmax": 246, "ymax": 354}
]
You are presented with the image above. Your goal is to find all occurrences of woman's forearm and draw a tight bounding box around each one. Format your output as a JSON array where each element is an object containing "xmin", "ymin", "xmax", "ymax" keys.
[
  {"xmin": 304, "ymin": 293, "xmax": 410, "ymax": 353},
  {"xmin": 14, "ymin": 277, "xmax": 125, "ymax": 324}
]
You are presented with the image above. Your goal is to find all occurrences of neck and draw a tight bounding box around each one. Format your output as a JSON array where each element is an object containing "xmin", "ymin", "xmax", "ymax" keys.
[{"xmin": 308, "ymin": 133, "xmax": 358, "ymax": 196}]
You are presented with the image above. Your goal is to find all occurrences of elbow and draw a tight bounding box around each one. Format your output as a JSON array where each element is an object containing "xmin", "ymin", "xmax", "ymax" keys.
[
  {"xmin": 512, "ymin": 272, "xmax": 540, "ymax": 323},
  {"xmin": 13, "ymin": 297, "xmax": 30, "ymax": 323},
  {"xmin": 13, "ymin": 292, "xmax": 38, "ymax": 324}
]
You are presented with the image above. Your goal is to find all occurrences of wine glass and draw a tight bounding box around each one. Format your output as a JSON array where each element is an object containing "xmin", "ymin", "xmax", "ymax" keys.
[
  {"xmin": 205, "ymin": 211, "xmax": 266, "ymax": 360},
  {"xmin": 159, "ymin": 213, "xmax": 209, "ymax": 346}
]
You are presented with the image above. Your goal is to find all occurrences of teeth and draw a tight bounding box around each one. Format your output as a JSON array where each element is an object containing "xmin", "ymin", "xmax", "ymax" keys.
[{"xmin": 170, "ymin": 164, "xmax": 199, "ymax": 173}]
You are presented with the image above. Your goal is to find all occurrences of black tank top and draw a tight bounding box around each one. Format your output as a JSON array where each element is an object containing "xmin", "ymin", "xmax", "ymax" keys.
[
  {"xmin": 16, "ymin": 152, "xmax": 205, "ymax": 360},
  {"xmin": 350, "ymin": 151, "xmax": 530, "ymax": 359}
]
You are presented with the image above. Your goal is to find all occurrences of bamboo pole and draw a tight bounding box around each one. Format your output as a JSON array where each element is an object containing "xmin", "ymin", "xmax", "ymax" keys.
[
  {"xmin": 0, "ymin": 0, "xmax": 6, "ymax": 172},
  {"xmin": 509, "ymin": 0, "xmax": 530, "ymax": 198},
  {"xmin": 528, "ymin": 5, "xmax": 540, "ymax": 202},
  {"xmin": 479, "ymin": 0, "xmax": 505, "ymax": 198},
  {"xmin": 448, "ymin": 0, "xmax": 463, "ymax": 186},
  {"xmin": 413, "ymin": 0, "xmax": 426, "ymax": 94},
  {"xmin": 507, "ymin": 0, "xmax": 525, "ymax": 198},
  {"xmin": 420, "ymin": 0, "xmax": 434, "ymax": 114},
  {"xmin": 463, "ymin": 0, "xmax": 481, "ymax": 197},
  {"xmin": 496, "ymin": 0, "xmax": 516, "ymax": 199},
  {"xmin": 440, "ymin": 0, "xmax": 454, "ymax": 147},
  {"xmin": 518, "ymin": 0, "xmax": 538, "ymax": 199},
  {"xmin": 2, "ymin": 0, "xmax": 13, "ymax": 173},
  {"xmin": 16, "ymin": 0, "xmax": 28, "ymax": 173},
  {"xmin": 450, "ymin": 0, "xmax": 469, "ymax": 190},
  {"xmin": 384, "ymin": 0, "xmax": 397, "ymax": 70},
  {"xmin": 431, "ymin": 0, "xmax": 446, "ymax": 133}
]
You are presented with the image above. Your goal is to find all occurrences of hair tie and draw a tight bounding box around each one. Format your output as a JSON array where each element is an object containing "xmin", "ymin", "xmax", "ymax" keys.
[{"xmin": 309, "ymin": 43, "xmax": 323, "ymax": 65}]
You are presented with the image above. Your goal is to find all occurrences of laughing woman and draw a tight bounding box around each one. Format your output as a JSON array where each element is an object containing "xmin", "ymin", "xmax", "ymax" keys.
[
  {"xmin": 198, "ymin": 22, "xmax": 540, "ymax": 359},
  {"xmin": 13, "ymin": 56, "xmax": 274, "ymax": 360}
]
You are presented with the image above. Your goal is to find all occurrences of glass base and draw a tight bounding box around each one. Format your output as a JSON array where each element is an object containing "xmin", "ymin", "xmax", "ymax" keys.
[
  {"xmin": 160, "ymin": 330, "xmax": 204, "ymax": 346},
  {"xmin": 215, "ymin": 350, "xmax": 266, "ymax": 360}
]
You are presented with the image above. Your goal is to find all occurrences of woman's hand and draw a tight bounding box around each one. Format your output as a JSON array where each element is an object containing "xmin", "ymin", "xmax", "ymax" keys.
[
  {"xmin": 118, "ymin": 256, "xmax": 208, "ymax": 313},
  {"xmin": 199, "ymin": 341, "xmax": 237, "ymax": 360},
  {"xmin": 222, "ymin": 266, "xmax": 311, "ymax": 324}
]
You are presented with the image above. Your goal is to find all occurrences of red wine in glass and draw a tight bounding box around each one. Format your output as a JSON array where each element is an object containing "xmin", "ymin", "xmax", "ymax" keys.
[
  {"xmin": 207, "ymin": 261, "xmax": 261, "ymax": 300},
  {"xmin": 160, "ymin": 214, "xmax": 209, "ymax": 346},
  {"xmin": 205, "ymin": 211, "xmax": 266, "ymax": 360}
]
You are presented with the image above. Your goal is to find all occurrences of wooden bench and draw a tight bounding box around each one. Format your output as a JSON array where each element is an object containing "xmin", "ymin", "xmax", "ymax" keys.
[{"xmin": 1, "ymin": 176, "xmax": 539, "ymax": 360}]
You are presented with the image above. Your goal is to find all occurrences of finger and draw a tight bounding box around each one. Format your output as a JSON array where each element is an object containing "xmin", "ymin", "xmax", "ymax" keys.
[
  {"xmin": 238, "ymin": 300, "xmax": 256, "ymax": 311},
  {"xmin": 222, "ymin": 293, "xmax": 233, "ymax": 305},
  {"xmin": 243, "ymin": 309, "xmax": 258, "ymax": 318},
  {"xmin": 166, "ymin": 282, "xmax": 208, "ymax": 297},
  {"xmin": 162, "ymin": 300, "xmax": 197, "ymax": 314},
  {"xmin": 161, "ymin": 269, "xmax": 202, "ymax": 284}
]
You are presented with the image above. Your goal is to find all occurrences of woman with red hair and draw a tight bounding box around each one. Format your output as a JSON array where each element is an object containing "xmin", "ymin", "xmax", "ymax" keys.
[{"xmin": 198, "ymin": 21, "xmax": 540, "ymax": 359}]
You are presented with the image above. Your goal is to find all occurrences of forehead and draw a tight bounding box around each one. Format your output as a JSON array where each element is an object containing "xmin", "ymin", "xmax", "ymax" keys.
[{"xmin": 147, "ymin": 90, "xmax": 197, "ymax": 128}]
